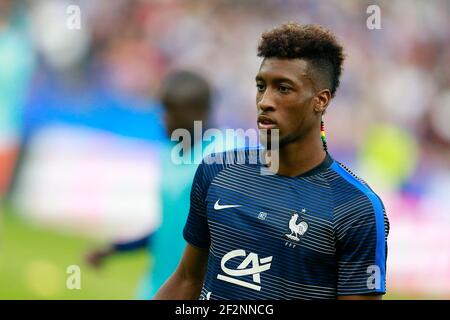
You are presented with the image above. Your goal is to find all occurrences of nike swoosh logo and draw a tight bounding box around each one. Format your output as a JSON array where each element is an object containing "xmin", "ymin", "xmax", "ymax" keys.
[{"xmin": 214, "ymin": 199, "xmax": 242, "ymax": 210}]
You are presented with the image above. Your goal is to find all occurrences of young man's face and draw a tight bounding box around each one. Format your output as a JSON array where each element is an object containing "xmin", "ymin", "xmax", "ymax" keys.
[{"xmin": 255, "ymin": 58, "xmax": 319, "ymax": 149}]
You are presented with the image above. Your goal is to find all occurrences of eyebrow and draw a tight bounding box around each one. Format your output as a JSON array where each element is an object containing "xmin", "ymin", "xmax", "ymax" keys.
[{"xmin": 255, "ymin": 75, "xmax": 297, "ymax": 85}]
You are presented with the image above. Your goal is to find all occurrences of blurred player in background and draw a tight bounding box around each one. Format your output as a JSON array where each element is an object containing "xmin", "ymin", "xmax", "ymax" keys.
[
  {"xmin": 0, "ymin": 0, "xmax": 34, "ymax": 201},
  {"xmin": 154, "ymin": 23, "xmax": 389, "ymax": 300},
  {"xmin": 86, "ymin": 70, "xmax": 213, "ymax": 299}
]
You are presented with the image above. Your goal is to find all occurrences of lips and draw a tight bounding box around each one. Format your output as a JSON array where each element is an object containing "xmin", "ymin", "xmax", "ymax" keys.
[{"xmin": 257, "ymin": 115, "xmax": 278, "ymax": 130}]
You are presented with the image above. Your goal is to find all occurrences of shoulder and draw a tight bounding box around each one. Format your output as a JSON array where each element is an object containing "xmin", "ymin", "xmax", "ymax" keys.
[
  {"xmin": 325, "ymin": 160, "xmax": 383, "ymax": 204},
  {"xmin": 324, "ymin": 159, "xmax": 386, "ymax": 226}
]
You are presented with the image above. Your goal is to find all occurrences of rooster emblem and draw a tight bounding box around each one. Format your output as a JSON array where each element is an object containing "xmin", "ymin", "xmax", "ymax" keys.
[{"xmin": 285, "ymin": 212, "xmax": 308, "ymax": 242}]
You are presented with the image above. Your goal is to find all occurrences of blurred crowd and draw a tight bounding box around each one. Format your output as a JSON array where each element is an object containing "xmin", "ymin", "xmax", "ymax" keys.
[{"xmin": 1, "ymin": 0, "xmax": 450, "ymax": 296}]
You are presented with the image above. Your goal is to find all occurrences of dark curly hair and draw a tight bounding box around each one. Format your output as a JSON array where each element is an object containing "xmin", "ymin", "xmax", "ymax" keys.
[{"xmin": 257, "ymin": 23, "xmax": 345, "ymax": 97}]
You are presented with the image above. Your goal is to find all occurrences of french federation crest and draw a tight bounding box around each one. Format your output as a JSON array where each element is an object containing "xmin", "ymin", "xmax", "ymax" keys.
[{"xmin": 285, "ymin": 210, "xmax": 308, "ymax": 242}]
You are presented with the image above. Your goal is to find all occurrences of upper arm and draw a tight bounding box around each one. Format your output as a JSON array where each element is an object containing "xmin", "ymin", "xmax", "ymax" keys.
[
  {"xmin": 153, "ymin": 243, "xmax": 208, "ymax": 300},
  {"xmin": 177, "ymin": 162, "xmax": 211, "ymax": 284},
  {"xmin": 334, "ymin": 192, "xmax": 389, "ymax": 297},
  {"xmin": 330, "ymin": 162, "xmax": 390, "ymax": 298},
  {"xmin": 183, "ymin": 161, "xmax": 211, "ymax": 249},
  {"xmin": 176, "ymin": 243, "xmax": 209, "ymax": 283}
]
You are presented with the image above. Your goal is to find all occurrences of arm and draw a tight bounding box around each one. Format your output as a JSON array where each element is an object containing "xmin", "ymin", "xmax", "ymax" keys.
[
  {"xmin": 334, "ymin": 198, "xmax": 389, "ymax": 300},
  {"xmin": 331, "ymin": 178, "xmax": 389, "ymax": 299},
  {"xmin": 153, "ymin": 243, "xmax": 209, "ymax": 300},
  {"xmin": 85, "ymin": 245, "xmax": 117, "ymax": 268},
  {"xmin": 113, "ymin": 234, "xmax": 152, "ymax": 251},
  {"xmin": 85, "ymin": 234, "xmax": 152, "ymax": 268}
]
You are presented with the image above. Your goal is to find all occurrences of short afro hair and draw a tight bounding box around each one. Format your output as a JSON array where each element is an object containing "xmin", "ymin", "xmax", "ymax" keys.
[
  {"xmin": 257, "ymin": 23, "xmax": 345, "ymax": 97},
  {"xmin": 160, "ymin": 70, "xmax": 211, "ymax": 111}
]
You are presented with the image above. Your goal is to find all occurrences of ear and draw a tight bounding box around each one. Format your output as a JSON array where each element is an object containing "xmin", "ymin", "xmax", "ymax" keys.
[{"xmin": 313, "ymin": 89, "xmax": 331, "ymax": 114}]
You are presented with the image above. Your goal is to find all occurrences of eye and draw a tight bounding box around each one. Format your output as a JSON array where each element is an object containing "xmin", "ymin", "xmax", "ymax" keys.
[
  {"xmin": 278, "ymin": 85, "xmax": 291, "ymax": 93},
  {"xmin": 256, "ymin": 83, "xmax": 265, "ymax": 92}
]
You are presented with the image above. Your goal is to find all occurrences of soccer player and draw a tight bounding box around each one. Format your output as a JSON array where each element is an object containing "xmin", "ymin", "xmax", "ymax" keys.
[
  {"xmin": 85, "ymin": 70, "xmax": 214, "ymax": 298},
  {"xmin": 154, "ymin": 23, "xmax": 389, "ymax": 300}
]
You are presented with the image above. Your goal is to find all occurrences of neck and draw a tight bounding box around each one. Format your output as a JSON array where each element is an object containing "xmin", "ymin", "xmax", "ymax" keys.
[{"xmin": 267, "ymin": 129, "xmax": 327, "ymax": 177}]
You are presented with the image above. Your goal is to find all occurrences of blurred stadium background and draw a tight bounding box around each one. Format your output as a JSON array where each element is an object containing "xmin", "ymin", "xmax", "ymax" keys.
[{"xmin": 1, "ymin": 0, "xmax": 449, "ymax": 299}]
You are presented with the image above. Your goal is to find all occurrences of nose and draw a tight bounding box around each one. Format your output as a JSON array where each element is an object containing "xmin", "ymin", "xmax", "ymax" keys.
[{"xmin": 257, "ymin": 87, "xmax": 276, "ymax": 112}]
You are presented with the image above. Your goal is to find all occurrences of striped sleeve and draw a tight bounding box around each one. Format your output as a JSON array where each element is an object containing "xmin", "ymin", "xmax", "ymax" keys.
[
  {"xmin": 331, "ymin": 162, "xmax": 389, "ymax": 296},
  {"xmin": 183, "ymin": 161, "xmax": 211, "ymax": 249}
]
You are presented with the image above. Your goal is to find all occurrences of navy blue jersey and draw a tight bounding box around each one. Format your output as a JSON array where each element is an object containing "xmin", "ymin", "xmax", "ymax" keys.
[{"xmin": 183, "ymin": 148, "xmax": 389, "ymax": 300}]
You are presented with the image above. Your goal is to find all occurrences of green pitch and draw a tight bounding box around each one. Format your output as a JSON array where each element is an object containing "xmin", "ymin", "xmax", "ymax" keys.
[{"xmin": 0, "ymin": 207, "xmax": 149, "ymax": 299}]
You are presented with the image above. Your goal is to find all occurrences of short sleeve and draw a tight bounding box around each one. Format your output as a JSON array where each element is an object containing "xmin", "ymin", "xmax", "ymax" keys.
[
  {"xmin": 334, "ymin": 194, "xmax": 389, "ymax": 296},
  {"xmin": 183, "ymin": 162, "xmax": 211, "ymax": 249}
]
